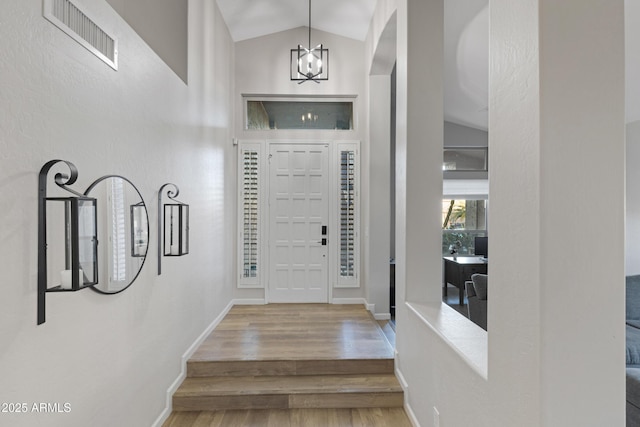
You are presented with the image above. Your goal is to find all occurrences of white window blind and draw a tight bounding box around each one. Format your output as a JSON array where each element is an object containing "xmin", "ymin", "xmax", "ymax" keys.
[
  {"xmin": 110, "ymin": 178, "xmax": 126, "ymax": 285},
  {"xmin": 238, "ymin": 142, "xmax": 263, "ymax": 288},
  {"xmin": 336, "ymin": 142, "xmax": 359, "ymax": 287}
]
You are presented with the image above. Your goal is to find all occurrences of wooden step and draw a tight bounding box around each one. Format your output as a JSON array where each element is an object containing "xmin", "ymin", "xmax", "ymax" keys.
[
  {"xmin": 172, "ymin": 374, "xmax": 404, "ymax": 411},
  {"xmin": 187, "ymin": 358, "xmax": 395, "ymax": 377}
]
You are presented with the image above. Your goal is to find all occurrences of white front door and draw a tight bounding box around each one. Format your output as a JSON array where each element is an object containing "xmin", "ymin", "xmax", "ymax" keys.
[{"xmin": 268, "ymin": 143, "xmax": 329, "ymax": 303}]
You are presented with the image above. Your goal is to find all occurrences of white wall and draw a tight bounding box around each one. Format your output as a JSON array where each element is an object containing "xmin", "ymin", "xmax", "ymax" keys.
[
  {"xmin": 105, "ymin": 0, "xmax": 188, "ymax": 82},
  {"xmin": 232, "ymin": 28, "xmax": 373, "ymax": 305},
  {"xmin": 531, "ymin": 2, "xmax": 624, "ymax": 423},
  {"xmin": 366, "ymin": 75, "xmax": 392, "ymax": 318},
  {"xmin": 0, "ymin": 0, "xmax": 235, "ymax": 425},
  {"xmin": 627, "ymin": 120, "xmax": 640, "ymax": 275},
  {"xmin": 368, "ymin": 0, "xmax": 626, "ymax": 425}
]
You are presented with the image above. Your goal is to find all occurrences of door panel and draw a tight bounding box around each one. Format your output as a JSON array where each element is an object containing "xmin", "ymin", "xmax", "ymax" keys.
[{"xmin": 268, "ymin": 144, "xmax": 329, "ymax": 303}]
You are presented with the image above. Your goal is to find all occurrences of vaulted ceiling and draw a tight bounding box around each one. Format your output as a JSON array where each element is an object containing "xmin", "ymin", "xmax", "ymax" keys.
[
  {"xmin": 216, "ymin": 0, "xmax": 377, "ymax": 42},
  {"xmin": 217, "ymin": 0, "xmax": 640, "ymax": 130}
]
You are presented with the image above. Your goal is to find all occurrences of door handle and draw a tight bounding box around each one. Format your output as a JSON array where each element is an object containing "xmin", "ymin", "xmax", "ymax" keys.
[{"xmin": 318, "ymin": 238, "xmax": 327, "ymax": 245}]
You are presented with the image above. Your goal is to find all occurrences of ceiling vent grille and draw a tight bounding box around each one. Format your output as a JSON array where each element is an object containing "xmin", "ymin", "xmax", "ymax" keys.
[{"xmin": 43, "ymin": 0, "xmax": 118, "ymax": 70}]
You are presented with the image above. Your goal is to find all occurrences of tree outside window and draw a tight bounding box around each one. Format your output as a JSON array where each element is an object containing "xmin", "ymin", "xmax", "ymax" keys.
[{"xmin": 442, "ymin": 199, "xmax": 486, "ymax": 255}]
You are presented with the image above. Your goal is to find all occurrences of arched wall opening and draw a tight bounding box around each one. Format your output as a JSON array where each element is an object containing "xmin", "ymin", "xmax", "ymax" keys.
[{"xmin": 366, "ymin": 12, "xmax": 397, "ymax": 319}]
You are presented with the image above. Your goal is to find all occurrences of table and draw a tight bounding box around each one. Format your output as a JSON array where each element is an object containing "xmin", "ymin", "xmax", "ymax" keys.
[{"xmin": 443, "ymin": 256, "xmax": 488, "ymax": 305}]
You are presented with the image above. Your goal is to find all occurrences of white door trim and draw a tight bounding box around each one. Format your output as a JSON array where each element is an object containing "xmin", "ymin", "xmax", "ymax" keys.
[{"xmin": 236, "ymin": 139, "xmax": 361, "ymax": 303}]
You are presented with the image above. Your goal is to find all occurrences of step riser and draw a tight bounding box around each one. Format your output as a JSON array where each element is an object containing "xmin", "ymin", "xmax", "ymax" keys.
[
  {"xmin": 173, "ymin": 392, "xmax": 404, "ymax": 411},
  {"xmin": 187, "ymin": 359, "xmax": 395, "ymax": 377}
]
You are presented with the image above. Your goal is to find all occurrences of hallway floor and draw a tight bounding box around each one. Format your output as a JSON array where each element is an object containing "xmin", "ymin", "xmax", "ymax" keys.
[
  {"xmin": 190, "ymin": 304, "xmax": 395, "ymax": 362},
  {"xmin": 162, "ymin": 304, "xmax": 412, "ymax": 427}
]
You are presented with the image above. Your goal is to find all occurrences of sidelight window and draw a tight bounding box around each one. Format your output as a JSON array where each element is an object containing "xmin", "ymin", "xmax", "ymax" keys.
[
  {"xmin": 238, "ymin": 143, "xmax": 262, "ymax": 287},
  {"xmin": 336, "ymin": 142, "xmax": 360, "ymax": 287}
]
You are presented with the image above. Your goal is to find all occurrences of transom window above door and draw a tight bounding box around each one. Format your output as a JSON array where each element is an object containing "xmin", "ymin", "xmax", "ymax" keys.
[{"xmin": 244, "ymin": 97, "xmax": 355, "ymax": 130}]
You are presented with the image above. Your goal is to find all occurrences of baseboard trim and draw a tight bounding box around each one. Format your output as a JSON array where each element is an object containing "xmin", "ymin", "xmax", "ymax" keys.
[
  {"xmin": 332, "ymin": 298, "xmax": 390, "ymax": 320},
  {"xmin": 396, "ymin": 365, "xmax": 409, "ymax": 390},
  {"xmin": 232, "ymin": 298, "xmax": 266, "ymax": 305},
  {"xmin": 374, "ymin": 312, "xmax": 391, "ymax": 320},
  {"xmin": 332, "ymin": 297, "xmax": 367, "ymax": 305},
  {"xmin": 396, "ymin": 367, "xmax": 420, "ymax": 427},
  {"xmin": 152, "ymin": 300, "xmax": 235, "ymax": 427},
  {"xmin": 404, "ymin": 401, "xmax": 420, "ymax": 427},
  {"xmin": 333, "ymin": 298, "xmax": 373, "ymax": 315}
]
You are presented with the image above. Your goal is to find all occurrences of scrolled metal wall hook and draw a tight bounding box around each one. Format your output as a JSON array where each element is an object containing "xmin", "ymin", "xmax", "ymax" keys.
[
  {"xmin": 38, "ymin": 159, "xmax": 98, "ymax": 324},
  {"xmin": 158, "ymin": 183, "xmax": 189, "ymax": 275}
]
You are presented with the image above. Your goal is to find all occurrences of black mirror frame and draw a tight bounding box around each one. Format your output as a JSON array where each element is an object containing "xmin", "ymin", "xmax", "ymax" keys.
[{"xmin": 84, "ymin": 175, "xmax": 149, "ymax": 295}]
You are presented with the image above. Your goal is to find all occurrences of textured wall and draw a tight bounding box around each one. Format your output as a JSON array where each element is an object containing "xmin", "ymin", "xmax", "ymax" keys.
[
  {"xmin": 0, "ymin": 0, "xmax": 234, "ymax": 425},
  {"xmin": 105, "ymin": 0, "xmax": 189, "ymax": 83}
]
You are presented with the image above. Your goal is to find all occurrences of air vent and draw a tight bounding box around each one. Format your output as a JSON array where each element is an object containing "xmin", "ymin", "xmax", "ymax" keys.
[{"xmin": 43, "ymin": 0, "xmax": 118, "ymax": 70}]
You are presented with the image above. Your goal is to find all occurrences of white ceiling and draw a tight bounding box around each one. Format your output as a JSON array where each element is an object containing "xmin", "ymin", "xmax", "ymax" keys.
[
  {"xmin": 216, "ymin": 0, "xmax": 377, "ymax": 42},
  {"xmin": 217, "ymin": 0, "xmax": 640, "ymax": 130},
  {"xmin": 443, "ymin": 0, "xmax": 488, "ymax": 130}
]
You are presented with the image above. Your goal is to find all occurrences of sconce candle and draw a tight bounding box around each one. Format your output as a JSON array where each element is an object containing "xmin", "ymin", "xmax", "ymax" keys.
[{"xmin": 60, "ymin": 269, "xmax": 84, "ymax": 290}]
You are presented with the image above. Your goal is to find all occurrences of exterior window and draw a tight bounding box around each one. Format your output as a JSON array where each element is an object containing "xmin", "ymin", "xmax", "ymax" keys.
[
  {"xmin": 336, "ymin": 142, "xmax": 359, "ymax": 288},
  {"xmin": 340, "ymin": 151, "xmax": 356, "ymax": 277},
  {"xmin": 245, "ymin": 99, "xmax": 354, "ymax": 130},
  {"xmin": 442, "ymin": 199, "xmax": 487, "ymax": 256},
  {"xmin": 238, "ymin": 144, "xmax": 262, "ymax": 287}
]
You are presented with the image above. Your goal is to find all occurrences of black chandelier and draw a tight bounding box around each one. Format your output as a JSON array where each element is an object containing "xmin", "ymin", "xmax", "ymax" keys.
[{"xmin": 290, "ymin": 0, "xmax": 328, "ymax": 83}]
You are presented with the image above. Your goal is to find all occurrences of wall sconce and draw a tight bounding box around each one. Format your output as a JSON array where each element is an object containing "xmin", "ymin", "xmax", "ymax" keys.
[
  {"xmin": 158, "ymin": 183, "xmax": 189, "ymax": 275},
  {"xmin": 38, "ymin": 160, "xmax": 98, "ymax": 325}
]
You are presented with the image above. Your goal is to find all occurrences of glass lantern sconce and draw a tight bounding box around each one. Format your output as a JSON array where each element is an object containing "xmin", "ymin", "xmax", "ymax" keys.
[
  {"xmin": 158, "ymin": 183, "xmax": 189, "ymax": 275},
  {"xmin": 38, "ymin": 160, "xmax": 98, "ymax": 325}
]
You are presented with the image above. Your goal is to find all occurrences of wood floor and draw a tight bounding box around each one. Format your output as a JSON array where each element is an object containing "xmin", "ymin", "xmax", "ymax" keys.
[
  {"xmin": 189, "ymin": 304, "xmax": 395, "ymax": 362},
  {"xmin": 162, "ymin": 304, "xmax": 411, "ymax": 427},
  {"xmin": 163, "ymin": 408, "xmax": 411, "ymax": 427}
]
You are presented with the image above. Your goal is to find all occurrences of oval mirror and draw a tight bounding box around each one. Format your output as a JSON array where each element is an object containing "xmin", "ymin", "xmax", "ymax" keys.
[{"xmin": 84, "ymin": 176, "xmax": 149, "ymax": 294}]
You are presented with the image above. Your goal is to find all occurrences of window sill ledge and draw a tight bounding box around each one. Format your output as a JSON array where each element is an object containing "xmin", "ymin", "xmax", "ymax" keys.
[{"xmin": 405, "ymin": 301, "xmax": 488, "ymax": 379}]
